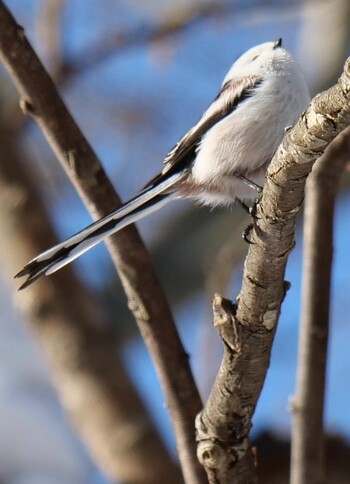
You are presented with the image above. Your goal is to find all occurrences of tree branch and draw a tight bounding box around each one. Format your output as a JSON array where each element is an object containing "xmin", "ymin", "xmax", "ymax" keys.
[
  {"xmin": 195, "ymin": 59, "xmax": 350, "ymax": 483},
  {"xmin": 0, "ymin": 118, "xmax": 182, "ymax": 484},
  {"xmin": 57, "ymin": 3, "xmax": 228, "ymax": 83},
  {"xmin": 290, "ymin": 127, "xmax": 350, "ymax": 484},
  {"xmin": 0, "ymin": 3, "xmax": 205, "ymax": 482},
  {"xmin": 56, "ymin": 1, "xmax": 303, "ymax": 85}
]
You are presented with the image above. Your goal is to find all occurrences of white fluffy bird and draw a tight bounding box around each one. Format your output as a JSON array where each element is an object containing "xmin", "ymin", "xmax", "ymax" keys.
[{"xmin": 16, "ymin": 39, "xmax": 309, "ymax": 289}]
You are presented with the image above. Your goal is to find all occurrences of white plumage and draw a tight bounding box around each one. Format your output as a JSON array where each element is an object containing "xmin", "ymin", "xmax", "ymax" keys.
[
  {"xmin": 16, "ymin": 39, "xmax": 309, "ymax": 288},
  {"xmin": 191, "ymin": 41, "xmax": 309, "ymax": 205}
]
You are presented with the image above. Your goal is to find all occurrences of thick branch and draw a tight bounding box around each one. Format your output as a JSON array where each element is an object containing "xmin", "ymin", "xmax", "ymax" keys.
[
  {"xmin": 196, "ymin": 59, "xmax": 350, "ymax": 482},
  {"xmin": 0, "ymin": 3, "xmax": 205, "ymax": 482},
  {"xmin": 290, "ymin": 128, "xmax": 350, "ymax": 484}
]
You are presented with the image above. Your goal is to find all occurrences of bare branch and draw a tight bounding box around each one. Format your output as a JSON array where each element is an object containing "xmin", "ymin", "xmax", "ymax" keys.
[
  {"xmin": 0, "ymin": 119, "xmax": 182, "ymax": 483},
  {"xmin": 0, "ymin": 3, "xmax": 205, "ymax": 482},
  {"xmin": 196, "ymin": 59, "xmax": 350, "ymax": 482},
  {"xmin": 290, "ymin": 128, "xmax": 350, "ymax": 484}
]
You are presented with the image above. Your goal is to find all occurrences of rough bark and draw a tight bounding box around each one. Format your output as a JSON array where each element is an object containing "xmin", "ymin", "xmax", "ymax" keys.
[
  {"xmin": 196, "ymin": 59, "xmax": 350, "ymax": 483},
  {"xmin": 0, "ymin": 3, "xmax": 205, "ymax": 482},
  {"xmin": 290, "ymin": 128, "xmax": 350, "ymax": 484},
  {"xmin": 0, "ymin": 119, "xmax": 182, "ymax": 483}
]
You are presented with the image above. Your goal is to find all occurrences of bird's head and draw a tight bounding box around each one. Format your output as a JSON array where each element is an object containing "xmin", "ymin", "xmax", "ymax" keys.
[{"xmin": 223, "ymin": 39, "xmax": 297, "ymax": 83}]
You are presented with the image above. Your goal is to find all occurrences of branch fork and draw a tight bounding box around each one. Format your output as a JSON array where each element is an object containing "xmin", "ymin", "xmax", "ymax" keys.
[{"xmin": 196, "ymin": 58, "xmax": 350, "ymax": 483}]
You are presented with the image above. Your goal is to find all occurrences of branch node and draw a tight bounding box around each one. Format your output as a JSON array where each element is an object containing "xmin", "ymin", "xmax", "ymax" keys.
[
  {"xmin": 67, "ymin": 149, "xmax": 79, "ymax": 175},
  {"xmin": 19, "ymin": 97, "xmax": 35, "ymax": 115},
  {"xmin": 288, "ymin": 395, "xmax": 301, "ymax": 415},
  {"xmin": 196, "ymin": 437, "xmax": 249, "ymax": 469},
  {"xmin": 283, "ymin": 280, "xmax": 291, "ymax": 301},
  {"xmin": 262, "ymin": 308, "xmax": 279, "ymax": 330},
  {"xmin": 213, "ymin": 294, "xmax": 241, "ymax": 352},
  {"xmin": 16, "ymin": 23, "xmax": 26, "ymax": 41},
  {"xmin": 197, "ymin": 440, "xmax": 228, "ymax": 469},
  {"xmin": 197, "ymin": 439, "xmax": 249, "ymax": 474}
]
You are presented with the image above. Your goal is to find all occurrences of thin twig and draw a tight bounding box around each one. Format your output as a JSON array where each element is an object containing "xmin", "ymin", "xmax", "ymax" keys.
[
  {"xmin": 195, "ymin": 60, "xmax": 350, "ymax": 483},
  {"xmin": 0, "ymin": 3, "xmax": 205, "ymax": 482},
  {"xmin": 290, "ymin": 128, "xmax": 350, "ymax": 484}
]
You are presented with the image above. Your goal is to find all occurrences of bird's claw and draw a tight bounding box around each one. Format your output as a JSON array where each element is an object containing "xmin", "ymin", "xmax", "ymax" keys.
[{"xmin": 242, "ymin": 222, "xmax": 254, "ymax": 244}]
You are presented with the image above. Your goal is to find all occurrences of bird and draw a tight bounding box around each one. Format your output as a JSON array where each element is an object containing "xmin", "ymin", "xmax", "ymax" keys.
[{"xmin": 15, "ymin": 39, "xmax": 309, "ymax": 289}]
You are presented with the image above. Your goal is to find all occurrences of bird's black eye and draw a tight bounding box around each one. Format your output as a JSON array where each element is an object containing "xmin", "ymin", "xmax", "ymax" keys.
[{"xmin": 252, "ymin": 54, "xmax": 259, "ymax": 61}]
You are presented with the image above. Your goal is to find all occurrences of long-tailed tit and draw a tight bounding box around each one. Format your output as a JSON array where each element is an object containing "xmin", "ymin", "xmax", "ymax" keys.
[{"xmin": 16, "ymin": 39, "xmax": 309, "ymax": 289}]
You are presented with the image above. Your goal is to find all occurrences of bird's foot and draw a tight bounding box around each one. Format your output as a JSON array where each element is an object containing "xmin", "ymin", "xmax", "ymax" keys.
[
  {"xmin": 236, "ymin": 174, "xmax": 263, "ymax": 193},
  {"xmin": 242, "ymin": 222, "xmax": 254, "ymax": 244}
]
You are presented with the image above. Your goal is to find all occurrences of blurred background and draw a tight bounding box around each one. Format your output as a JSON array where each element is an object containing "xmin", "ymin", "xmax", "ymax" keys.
[{"xmin": 1, "ymin": 0, "xmax": 350, "ymax": 482}]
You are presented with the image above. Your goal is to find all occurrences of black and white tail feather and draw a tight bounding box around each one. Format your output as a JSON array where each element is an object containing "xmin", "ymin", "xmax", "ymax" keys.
[
  {"xmin": 15, "ymin": 172, "xmax": 184, "ymax": 289},
  {"xmin": 15, "ymin": 39, "xmax": 310, "ymax": 289}
]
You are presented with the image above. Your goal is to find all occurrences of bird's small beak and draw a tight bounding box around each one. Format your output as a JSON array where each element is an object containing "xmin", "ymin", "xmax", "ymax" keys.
[{"xmin": 273, "ymin": 38, "xmax": 282, "ymax": 49}]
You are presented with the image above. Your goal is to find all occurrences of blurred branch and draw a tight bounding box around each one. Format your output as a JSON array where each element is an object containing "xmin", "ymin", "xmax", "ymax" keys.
[
  {"xmin": 56, "ymin": 3, "xmax": 227, "ymax": 83},
  {"xmin": 35, "ymin": 0, "xmax": 65, "ymax": 78},
  {"xmin": 195, "ymin": 58, "xmax": 350, "ymax": 482},
  {"xmin": 56, "ymin": 0, "xmax": 301, "ymax": 84},
  {"xmin": 290, "ymin": 128, "xmax": 350, "ymax": 484},
  {"xmin": 0, "ymin": 119, "xmax": 182, "ymax": 483},
  {"xmin": 0, "ymin": 3, "xmax": 205, "ymax": 482},
  {"xmin": 299, "ymin": 0, "xmax": 350, "ymax": 93},
  {"xmin": 256, "ymin": 430, "xmax": 350, "ymax": 482}
]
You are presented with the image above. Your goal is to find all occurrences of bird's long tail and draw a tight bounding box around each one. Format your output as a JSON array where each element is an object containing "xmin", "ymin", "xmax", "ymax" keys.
[{"xmin": 15, "ymin": 172, "xmax": 183, "ymax": 289}]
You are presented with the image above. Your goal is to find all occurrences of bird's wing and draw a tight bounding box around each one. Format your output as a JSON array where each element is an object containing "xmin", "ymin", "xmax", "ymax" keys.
[{"xmin": 144, "ymin": 74, "xmax": 262, "ymax": 188}]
